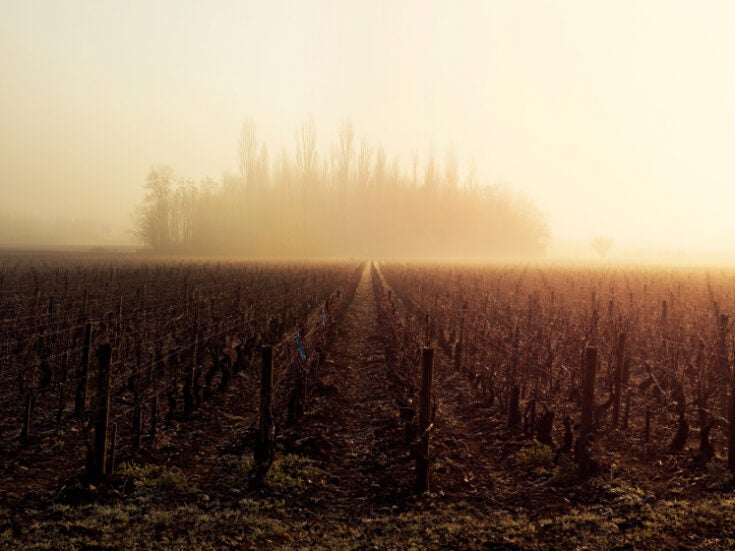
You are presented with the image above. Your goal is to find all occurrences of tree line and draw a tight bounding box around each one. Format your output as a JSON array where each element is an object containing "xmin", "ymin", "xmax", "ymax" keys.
[{"xmin": 135, "ymin": 119, "xmax": 549, "ymax": 258}]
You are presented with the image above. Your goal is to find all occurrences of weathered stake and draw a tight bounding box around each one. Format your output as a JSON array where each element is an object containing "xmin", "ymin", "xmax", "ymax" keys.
[
  {"xmin": 612, "ymin": 333, "xmax": 626, "ymax": 428},
  {"xmin": 507, "ymin": 328, "xmax": 521, "ymax": 429},
  {"xmin": 81, "ymin": 289, "xmax": 88, "ymax": 321},
  {"xmin": 75, "ymin": 322, "xmax": 93, "ymax": 417},
  {"xmin": 581, "ymin": 345, "xmax": 597, "ymax": 435},
  {"xmin": 108, "ymin": 422, "xmax": 118, "ymax": 474},
  {"xmin": 416, "ymin": 347, "xmax": 434, "ymax": 493},
  {"xmin": 21, "ymin": 393, "xmax": 34, "ymax": 441},
  {"xmin": 255, "ymin": 346, "xmax": 274, "ymax": 473},
  {"xmin": 573, "ymin": 346, "xmax": 599, "ymax": 477},
  {"xmin": 56, "ymin": 382, "xmax": 65, "ymax": 423},
  {"xmin": 184, "ymin": 334, "xmax": 198, "ymax": 415},
  {"xmin": 455, "ymin": 306, "xmax": 466, "ymax": 372},
  {"xmin": 132, "ymin": 404, "xmax": 143, "ymax": 450},
  {"xmin": 150, "ymin": 395, "xmax": 158, "ymax": 442},
  {"xmin": 88, "ymin": 344, "xmax": 112, "ymax": 481},
  {"xmin": 719, "ymin": 314, "xmax": 730, "ymax": 417},
  {"xmin": 728, "ymin": 385, "xmax": 735, "ymax": 475}
]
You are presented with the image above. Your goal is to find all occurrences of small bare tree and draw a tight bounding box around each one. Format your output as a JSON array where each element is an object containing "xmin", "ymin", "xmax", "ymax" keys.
[
  {"xmin": 411, "ymin": 148, "xmax": 419, "ymax": 190},
  {"xmin": 464, "ymin": 159, "xmax": 478, "ymax": 190},
  {"xmin": 592, "ymin": 236, "xmax": 613, "ymax": 260},
  {"xmin": 135, "ymin": 166, "xmax": 174, "ymax": 250},
  {"xmin": 239, "ymin": 118, "xmax": 259, "ymax": 192},
  {"xmin": 357, "ymin": 138, "xmax": 373, "ymax": 189},
  {"xmin": 444, "ymin": 146, "xmax": 459, "ymax": 190},
  {"xmin": 373, "ymin": 146, "xmax": 387, "ymax": 189},
  {"xmin": 336, "ymin": 119, "xmax": 354, "ymax": 192},
  {"xmin": 295, "ymin": 117, "xmax": 318, "ymax": 193},
  {"xmin": 424, "ymin": 149, "xmax": 437, "ymax": 190}
]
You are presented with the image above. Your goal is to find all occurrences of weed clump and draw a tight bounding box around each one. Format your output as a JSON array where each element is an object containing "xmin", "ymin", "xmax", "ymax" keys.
[{"xmin": 516, "ymin": 440, "xmax": 554, "ymax": 473}]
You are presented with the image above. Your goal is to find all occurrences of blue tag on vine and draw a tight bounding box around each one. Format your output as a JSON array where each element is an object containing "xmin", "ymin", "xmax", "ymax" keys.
[
  {"xmin": 294, "ymin": 332, "xmax": 306, "ymax": 361},
  {"xmin": 320, "ymin": 307, "xmax": 327, "ymax": 328}
]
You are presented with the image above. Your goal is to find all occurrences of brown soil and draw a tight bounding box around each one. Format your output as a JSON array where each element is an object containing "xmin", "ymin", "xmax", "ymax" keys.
[{"xmin": 4, "ymin": 265, "xmax": 735, "ymax": 549}]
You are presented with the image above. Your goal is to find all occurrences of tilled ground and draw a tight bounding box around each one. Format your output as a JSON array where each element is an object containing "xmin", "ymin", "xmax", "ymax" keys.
[{"xmin": 3, "ymin": 265, "xmax": 735, "ymax": 549}]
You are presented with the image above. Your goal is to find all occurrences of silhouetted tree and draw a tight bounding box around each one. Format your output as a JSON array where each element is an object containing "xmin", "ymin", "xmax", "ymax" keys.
[
  {"xmin": 424, "ymin": 150, "xmax": 437, "ymax": 190},
  {"xmin": 135, "ymin": 120, "xmax": 550, "ymax": 259},
  {"xmin": 136, "ymin": 166, "xmax": 174, "ymax": 250},
  {"xmin": 295, "ymin": 117, "xmax": 318, "ymax": 194},
  {"xmin": 336, "ymin": 119, "xmax": 354, "ymax": 193},
  {"xmin": 444, "ymin": 146, "xmax": 459, "ymax": 190},
  {"xmin": 239, "ymin": 118, "xmax": 259, "ymax": 193},
  {"xmin": 357, "ymin": 138, "xmax": 373, "ymax": 189}
]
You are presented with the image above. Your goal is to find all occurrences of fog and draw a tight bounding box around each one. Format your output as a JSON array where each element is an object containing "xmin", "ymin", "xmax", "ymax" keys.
[
  {"xmin": 2, "ymin": 1, "xmax": 735, "ymax": 261},
  {"xmin": 134, "ymin": 121, "xmax": 548, "ymax": 259}
]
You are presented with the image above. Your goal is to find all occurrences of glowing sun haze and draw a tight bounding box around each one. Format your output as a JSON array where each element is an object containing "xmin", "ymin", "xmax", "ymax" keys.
[{"xmin": 1, "ymin": 0, "xmax": 734, "ymax": 260}]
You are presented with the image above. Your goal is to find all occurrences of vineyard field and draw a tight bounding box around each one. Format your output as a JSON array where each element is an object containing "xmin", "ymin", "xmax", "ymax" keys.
[{"xmin": 2, "ymin": 254, "xmax": 735, "ymax": 549}]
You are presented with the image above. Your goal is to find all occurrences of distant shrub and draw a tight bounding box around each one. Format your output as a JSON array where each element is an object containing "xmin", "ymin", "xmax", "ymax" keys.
[
  {"xmin": 705, "ymin": 460, "xmax": 733, "ymax": 489},
  {"xmin": 516, "ymin": 440, "xmax": 554, "ymax": 472},
  {"xmin": 118, "ymin": 462, "xmax": 190, "ymax": 493}
]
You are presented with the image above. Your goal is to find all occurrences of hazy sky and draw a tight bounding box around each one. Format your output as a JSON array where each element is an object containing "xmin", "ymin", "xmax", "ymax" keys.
[{"xmin": 2, "ymin": 1, "xmax": 735, "ymax": 255}]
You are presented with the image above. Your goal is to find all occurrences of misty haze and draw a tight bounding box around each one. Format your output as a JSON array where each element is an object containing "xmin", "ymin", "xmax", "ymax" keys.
[
  {"xmin": 135, "ymin": 119, "xmax": 547, "ymax": 259},
  {"xmin": 3, "ymin": 1, "xmax": 735, "ymax": 549}
]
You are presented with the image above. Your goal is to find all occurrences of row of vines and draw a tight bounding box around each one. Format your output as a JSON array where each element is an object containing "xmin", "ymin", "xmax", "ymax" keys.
[
  {"xmin": 0, "ymin": 254, "xmax": 362, "ymax": 484},
  {"xmin": 377, "ymin": 262, "xmax": 735, "ymax": 481}
]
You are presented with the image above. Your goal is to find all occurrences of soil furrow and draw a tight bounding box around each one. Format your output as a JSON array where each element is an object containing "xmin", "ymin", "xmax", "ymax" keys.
[{"xmin": 298, "ymin": 265, "xmax": 409, "ymax": 510}]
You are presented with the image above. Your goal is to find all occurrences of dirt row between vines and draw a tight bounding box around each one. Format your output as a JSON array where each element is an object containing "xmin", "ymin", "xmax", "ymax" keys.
[{"xmin": 6, "ymin": 263, "xmax": 735, "ymax": 549}]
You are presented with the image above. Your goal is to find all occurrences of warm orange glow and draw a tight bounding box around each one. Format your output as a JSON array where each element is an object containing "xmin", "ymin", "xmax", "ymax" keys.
[{"xmin": 1, "ymin": 1, "xmax": 735, "ymax": 263}]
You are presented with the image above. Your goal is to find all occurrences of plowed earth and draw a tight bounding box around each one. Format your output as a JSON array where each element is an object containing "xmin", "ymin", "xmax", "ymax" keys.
[{"xmin": 3, "ymin": 265, "xmax": 735, "ymax": 549}]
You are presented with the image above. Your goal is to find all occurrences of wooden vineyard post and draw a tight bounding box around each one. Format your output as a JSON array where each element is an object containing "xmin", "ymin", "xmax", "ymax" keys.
[
  {"xmin": 255, "ymin": 345, "xmax": 274, "ymax": 476},
  {"xmin": 575, "ymin": 345, "xmax": 598, "ymax": 477},
  {"xmin": 416, "ymin": 347, "xmax": 434, "ymax": 494},
  {"xmin": 454, "ymin": 305, "xmax": 466, "ymax": 373},
  {"xmin": 184, "ymin": 280, "xmax": 189, "ymax": 314},
  {"xmin": 508, "ymin": 327, "xmax": 521, "ymax": 429},
  {"xmin": 108, "ymin": 422, "xmax": 118, "ymax": 474},
  {"xmin": 130, "ymin": 338, "xmax": 143, "ymax": 449},
  {"xmin": 75, "ymin": 322, "xmax": 93, "ymax": 417},
  {"xmin": 57, "ymin": 382, "xmax": 65, "ymax": 423},
  {"xmin": 729, "ymin": 372, "xmax": 735, "ymax": 476},
  {"xmin": 612, "ymin": 332, "xmax": 626, "ymax": 428},
  {"xmin": 150, "ymin": 396, "xmax": 158, "ymax": 442},
  {"xmin": 56, "ymin": 351, "xmax": 69, "ymax": 422},
  {"xmin": 81, "ymin": 289, "xmax": 88, "ymax": 321},
  {"xmin": 20, "ymin": 392, "xmax": 34, "ymax": 441},
  {"xmin": 116, "ymin": 295, "xmax": 123, "ymax": 348},
  {"xmin": 88, "ymin": 344, "xmax": 112, "ymax": 481},
  {"xmin": 150, "ymin": 354, "xmax": 159, "ymax": 443},
  {"xmin": 719, "ymin": 314, "xmax": 730, "ymax": 417},
  {"xmin": 132, "ymin": 404, "xmax": 143, "ymax": 450},
  {"xmin": 184, "ymin": 333, "xmax": 198, "ymax": 416},
  {"xmin": 581, "ymin": 345, "xmax": 597, "ymax": 435}
]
